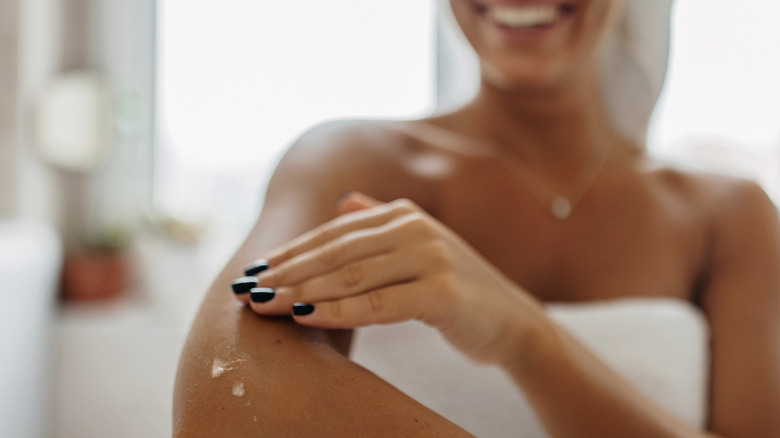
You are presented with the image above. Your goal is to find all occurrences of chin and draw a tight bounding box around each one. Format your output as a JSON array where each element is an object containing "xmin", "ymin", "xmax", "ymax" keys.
[
  {"xmin": 480, "ymin": 53, "xmax": 591, "ymax": 94},
  {"xmin": 449, "ymin": 0, "xmax": 615, "ymax": 92}
]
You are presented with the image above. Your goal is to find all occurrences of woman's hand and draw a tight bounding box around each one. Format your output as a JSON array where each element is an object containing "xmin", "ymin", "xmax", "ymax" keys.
[{"xmin": 233, "ymin": 192, "xmax": 545, "ymax": 366}]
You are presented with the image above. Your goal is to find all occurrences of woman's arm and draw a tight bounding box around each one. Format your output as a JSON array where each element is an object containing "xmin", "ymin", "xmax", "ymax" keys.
[
  {"xmin": 508, "ymin": 179, "xmax": 780, "ymax": 438},
  {"xmin": 700, "ymin": 180, "xmax": 780, "ymax": 436},
  {"xmin": 173, "ymin": 123, "xmax": 472, "ymax": 437},
  {"xmin": 241, "ymin": 181, "xmax": 779, "ymax": 438}
]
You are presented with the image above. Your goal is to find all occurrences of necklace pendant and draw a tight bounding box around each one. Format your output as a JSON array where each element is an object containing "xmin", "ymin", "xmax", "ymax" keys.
[{"xmin": 551, "ymin": 197, "xmax": 572, "ymax": 219}]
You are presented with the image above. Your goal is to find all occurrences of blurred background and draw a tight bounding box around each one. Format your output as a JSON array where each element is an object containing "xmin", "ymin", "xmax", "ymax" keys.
[{"xmin": 0, "ymin": 0, "xmax": 778, "ymax": 437}]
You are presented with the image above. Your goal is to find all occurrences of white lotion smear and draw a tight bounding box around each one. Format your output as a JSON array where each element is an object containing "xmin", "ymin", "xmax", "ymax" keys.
[{"xmin": 210, "ymin": 358, "xmax": 245, "ymax": 378}]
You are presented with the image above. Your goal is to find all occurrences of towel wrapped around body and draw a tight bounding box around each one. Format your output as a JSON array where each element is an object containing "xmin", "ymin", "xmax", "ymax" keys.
[{"xmin": 351, "ymin": 298, "xmax": 709, "ymax": 438}]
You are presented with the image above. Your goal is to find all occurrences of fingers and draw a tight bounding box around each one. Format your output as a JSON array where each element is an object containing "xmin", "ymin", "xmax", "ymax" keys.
[
  {"xmin": 248, "ymin": 248, "xmax": 424, "ymax": 315},
  {"xmin": 337, "ymin": 191, "xmax": 383, "ymax": 214},
  {"xmin": 263, "ymin": 198, "xmax": 419, "ymax": 269},
  {"xmin": 256, "ymin": 201, "xmax": 427, "ymax": 288},
  {"xmin": 289, "ymin": 279, "xmax": 448, "ymax": 329},
  {"xmin": 231, "ymin": 276, "xmax": 258, "ymax": 305},
  {"xmin": 233, "ymin": 192, "xmax": 388, "ymax": 305},
  {"xmin": 232, "ymin": 196, "xmax": 430, "ymax": 313}
]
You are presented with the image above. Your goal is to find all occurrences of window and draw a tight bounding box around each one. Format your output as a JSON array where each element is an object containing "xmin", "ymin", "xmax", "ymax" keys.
[
  {"xmin": 157, "ymin": 0, "xmax": 780, "ymax": 251},
  {"xmin": 648, "ymin": 0, "xmax": 780, "ymax": 200},
  {"xmin": 156, "ymin": 0, "xmax": 435, "ymax": 247}
]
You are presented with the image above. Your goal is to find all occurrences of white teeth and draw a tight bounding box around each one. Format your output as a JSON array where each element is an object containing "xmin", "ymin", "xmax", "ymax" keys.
[{"xmin": 488, "ymin": 5, "xmax": 561, "ymax": 29}]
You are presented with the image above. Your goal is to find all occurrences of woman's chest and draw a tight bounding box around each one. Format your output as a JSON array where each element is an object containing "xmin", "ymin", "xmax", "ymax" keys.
[{"xmin": 428, "ymin": 157, "xmax": 708, "ymax": 303}]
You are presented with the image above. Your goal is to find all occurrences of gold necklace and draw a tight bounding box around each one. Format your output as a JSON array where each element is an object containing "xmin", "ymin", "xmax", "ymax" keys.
[{"xmin": 496, "ymin": 137, "xmax": 614, "ymax": 220}]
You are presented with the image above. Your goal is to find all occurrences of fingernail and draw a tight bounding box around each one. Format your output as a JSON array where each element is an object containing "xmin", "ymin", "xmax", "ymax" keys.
[
  {"xmin": 244, "ymin": 259, "xmax": 269, "ymax": 276},
  {"xmin": 337, "ymin": 189, "xmax": 354, "ymax": 204},
  {"xmin": 292, "ymin": 303, "xmax": 315, "ymax": 316},
  {"xmin": 250, "ymin": 287, "xmax": 276, "ymax": 303},
  {"xmin": 231, "ymin": 276, "xmax": 258, "ymax": 295}
]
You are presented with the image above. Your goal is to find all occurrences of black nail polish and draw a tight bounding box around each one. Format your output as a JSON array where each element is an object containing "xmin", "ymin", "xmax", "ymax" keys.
[
  {"xmin": 244, "ymin": 259, "xmax": 269, "ymax": 277},
  {"xmin": 250, "ymin": 287, "xmax": 276, "ymax": 303},
  {"xmin": 292, "ymin": 303, "xmax": 315, "ymax": 316},
  {"xmin": 231, "ymin": 276, "xmax": 258, "ymax": 294}
]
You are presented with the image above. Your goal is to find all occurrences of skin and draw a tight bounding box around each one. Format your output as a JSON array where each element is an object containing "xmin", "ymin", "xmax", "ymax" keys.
[{"xmin": 174, "ymin": 0, "xmax": 780, "ymax": 436}]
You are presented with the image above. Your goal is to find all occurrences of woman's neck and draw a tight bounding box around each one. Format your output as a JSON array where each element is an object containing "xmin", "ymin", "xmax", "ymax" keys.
[{"xmin": 464, "ymin": 73, "xmax": 617, "ymax": 173}]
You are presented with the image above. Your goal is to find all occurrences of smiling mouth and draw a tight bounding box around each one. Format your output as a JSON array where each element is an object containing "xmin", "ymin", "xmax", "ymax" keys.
[{"xmin": 474, "ymin": 2, "xmax": 577, "ymax": 30}]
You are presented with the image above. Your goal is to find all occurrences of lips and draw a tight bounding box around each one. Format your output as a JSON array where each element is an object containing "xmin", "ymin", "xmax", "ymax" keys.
[{"xmin": 472, "ymin": 1, "xmax": 577, "ymax": 31}]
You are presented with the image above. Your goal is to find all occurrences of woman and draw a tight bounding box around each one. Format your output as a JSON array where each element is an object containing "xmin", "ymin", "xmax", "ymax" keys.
[{"xmin": 174, "ymin": 0, "xmax": 780, "ymax": 436}]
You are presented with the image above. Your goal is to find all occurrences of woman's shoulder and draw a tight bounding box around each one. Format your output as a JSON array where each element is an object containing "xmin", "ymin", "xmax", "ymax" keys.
[
  {"xmin": 639, "ymin": 156, "xmax": 777, "ymax": 229},
  {"xmin": 284, "ymin": 119, "xmax": 419, "ymax": 163},
  {"xmin": 271, "ymin": 119, "xmax": 442, "ymax": 207},
  {"xmin": 274, "ymin": 119, "xmax": 417, "ymax": 179},
  {"xmin": 284, "ymin": 118, "xmax": 492, "ymax": 165}
]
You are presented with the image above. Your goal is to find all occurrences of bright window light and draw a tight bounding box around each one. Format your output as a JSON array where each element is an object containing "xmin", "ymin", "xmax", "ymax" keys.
[
  {"xmin": 156, "ymin": 0, "xmax": 435, "ymax": 239},
  {"xmin": 649, "ymin": 0, "xmax": 780, "ymax": 198}
]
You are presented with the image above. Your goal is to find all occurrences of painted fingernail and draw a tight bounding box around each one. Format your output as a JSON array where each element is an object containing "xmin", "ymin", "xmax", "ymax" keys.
[
  {"xmin": 244, "ymin": 259, "xmax": 269, "ymax": 276},
  {"xmin": 231, "ymin": 276, "xmax": 258, "ymax": 295},
  {"xmin": 292, "ymin": 303, "xmax": 315, "ymax": 316},
  {"xmin": 250, "ymin": 287, "xmax": 276, "ymax": 303}
]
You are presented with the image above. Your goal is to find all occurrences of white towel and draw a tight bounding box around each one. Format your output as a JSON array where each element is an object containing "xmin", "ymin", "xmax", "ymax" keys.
[
  {"xmin": 352, "ymin": 297, "xmax": 708, "ymax": 438},
  {"xmin": 599, "ymin": 0, "xmax": 674, "ymax": 145}
]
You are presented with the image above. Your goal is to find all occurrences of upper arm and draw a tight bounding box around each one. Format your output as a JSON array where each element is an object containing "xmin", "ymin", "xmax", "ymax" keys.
[
  {"xmin": 239, "ymin": 121, "xmax": 394, "ymax": 353},
  {"xmin": 247, "ymin": 120, "xmax": 426, "ymax": 253},
  {"xmin": 239, "ymin": 123, "xmax": 367, "ymax": 266},
  {"xmin": 702, "ymin": 180, "xmax": 780, "ymax": 437},
  {"xmin": 173, "ymin": 121, "xmax": 470, "ymax": 437}
]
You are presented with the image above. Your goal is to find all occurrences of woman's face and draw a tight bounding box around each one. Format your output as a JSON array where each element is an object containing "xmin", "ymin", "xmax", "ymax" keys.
[{"xmin": 449, "ymin": 0, "xmax": 622, "ymax": 92}]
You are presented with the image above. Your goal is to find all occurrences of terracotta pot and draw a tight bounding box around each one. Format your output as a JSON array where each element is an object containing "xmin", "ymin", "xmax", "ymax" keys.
[{"xmin": 62, "ymin": 249, "xmax": 131, "ymax": 301}]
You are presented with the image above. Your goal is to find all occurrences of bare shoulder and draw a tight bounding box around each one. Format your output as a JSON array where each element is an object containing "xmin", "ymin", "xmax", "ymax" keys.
[
  {"xmin": 641, "ymin": 158, "xmax": 777, "ymax": 227},
  {"xmin": 635, "ymin": 157, "xmax": 780, "ymax": 288},
  {"xmin": 686, "ymin": 169, "xmax": 779, "ymax": 266},
  {"xmin": 263, "ymin": 119, "xmax": 440, "ymax": 215},
  {"xmin": 692, "ymin": 170, "xmax": 780, "ymax": 267},
  {"xmin": 650, "ymin": 166, "xmax": 780, "ymax": 436},
  {"xmin": 280, "ymin": 119, "xmax": 414, "ymax": 175}
]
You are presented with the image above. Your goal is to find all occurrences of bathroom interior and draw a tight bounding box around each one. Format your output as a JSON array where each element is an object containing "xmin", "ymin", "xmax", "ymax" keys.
[{"xmin": 1, "ymin": 0, "xmax": 780, "ymax": 437}]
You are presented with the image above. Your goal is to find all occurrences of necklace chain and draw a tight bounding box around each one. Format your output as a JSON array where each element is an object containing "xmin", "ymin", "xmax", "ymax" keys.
[
  {"xmin": 496, "ymin": 136, "xmax": 615, "ymax": 220},
  {"xmin": 400, "ymin": 118, "xmax": 614, "ymax": 220}
]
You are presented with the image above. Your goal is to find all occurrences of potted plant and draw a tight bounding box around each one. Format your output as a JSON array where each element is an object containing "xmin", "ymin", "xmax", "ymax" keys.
[{"xmin": 61, "ymin": 227, "xmax": 132, "ymax": 302}]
